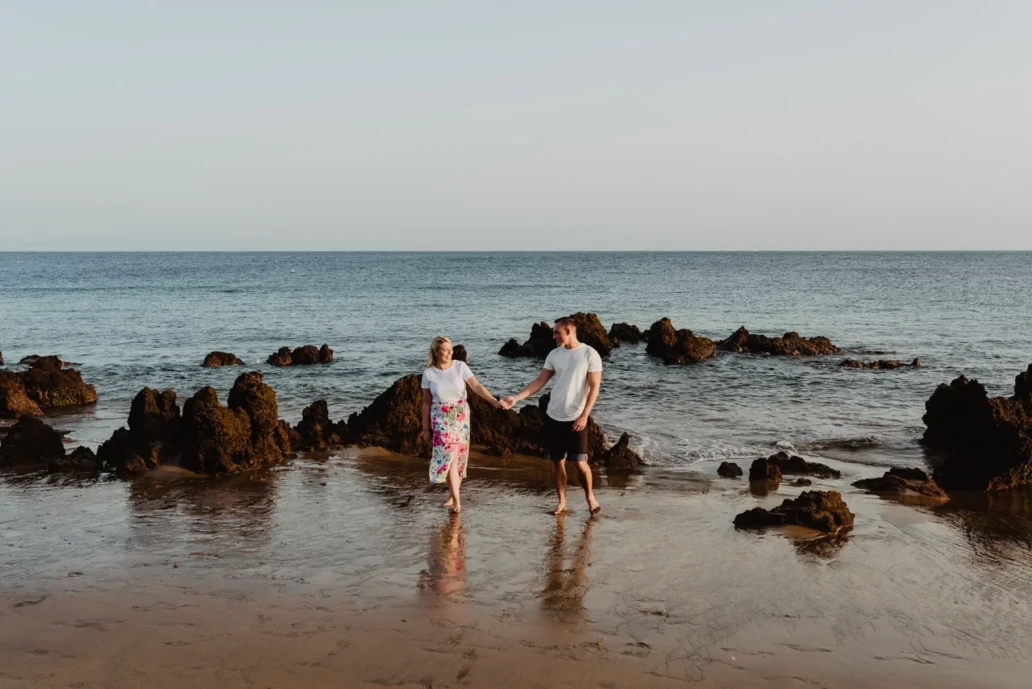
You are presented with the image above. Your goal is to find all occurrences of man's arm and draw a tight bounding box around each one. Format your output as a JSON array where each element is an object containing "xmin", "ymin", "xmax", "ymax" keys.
[
  {"xmin": 572, "ymin": 370, "xmax": 602, "ymax": 431},
  {"xmin": 500, "ymin": 368, "xmax": 554, "ymax": 409}
]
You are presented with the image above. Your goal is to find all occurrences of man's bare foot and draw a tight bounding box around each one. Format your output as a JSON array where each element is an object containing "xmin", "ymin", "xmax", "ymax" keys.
[
  {"xmin": 588, "ymin": 498, "xmax": 602, "ymax": 515},
  {"xmin": 552, "ymin": 503, "xmax": 567, "ymax": 515}
]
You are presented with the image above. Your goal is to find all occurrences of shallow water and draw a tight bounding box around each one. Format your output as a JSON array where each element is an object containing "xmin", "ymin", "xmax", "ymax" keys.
[{"xmin": 3, "ymin": 251, "xmax": 1032, "ymax": 469}]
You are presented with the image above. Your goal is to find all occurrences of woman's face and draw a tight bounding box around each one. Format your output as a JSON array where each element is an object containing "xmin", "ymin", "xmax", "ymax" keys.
[{"xmin": 437, "ymin": 342, "xmax": 453, "ymax": 366}]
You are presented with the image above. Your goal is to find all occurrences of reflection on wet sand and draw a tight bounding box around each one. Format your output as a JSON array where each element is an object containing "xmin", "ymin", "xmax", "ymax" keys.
[
  {"xmin": 541, "ymin": 514, "xmax": 596, "ymax": 624},
  {"xmin": 418, "ymin": 513, "xmax": 466, "ymax": 604},
  {"xmin": 937, "ymin": 487, "xmax": 1032, "ymax": 559}
]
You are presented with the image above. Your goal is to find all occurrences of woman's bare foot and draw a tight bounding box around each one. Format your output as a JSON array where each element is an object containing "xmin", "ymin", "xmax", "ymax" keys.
[
  {"xmin": 552, "ymin": 502, "xmax": 567, "ymax": 515},
  {"xmin": 448, "ymin": 502, "xmax": 461, "ymax": 514},
  {"xmin": 442, "ymin": 498, "xmax": 455, "ymax": 509},
  {"xmin": 588, "ymin": 498, "xmax": 602, "ymax": 515}
]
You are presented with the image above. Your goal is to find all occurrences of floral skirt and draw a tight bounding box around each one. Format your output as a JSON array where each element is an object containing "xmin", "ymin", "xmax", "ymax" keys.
[{"xmin": 430, "ymin": 399, "xmax": 470, "ymax": 484}]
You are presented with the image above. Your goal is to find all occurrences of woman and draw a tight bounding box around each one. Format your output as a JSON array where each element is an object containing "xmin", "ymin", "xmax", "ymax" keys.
[{"xmin": 421, "ymin": 337, "xmax": 497, "ymax": 513}]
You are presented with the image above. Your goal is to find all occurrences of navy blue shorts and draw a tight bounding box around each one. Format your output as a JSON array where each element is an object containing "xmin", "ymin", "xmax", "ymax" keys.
[{"xmin": 546, "ymin": 415, "xmax": 589, "ymax": 462}]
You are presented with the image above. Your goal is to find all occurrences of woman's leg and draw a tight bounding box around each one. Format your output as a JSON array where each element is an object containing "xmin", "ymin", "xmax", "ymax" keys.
[{"xmin": 446, "ymin": 458, "xmax": 462, "ymax": 512}]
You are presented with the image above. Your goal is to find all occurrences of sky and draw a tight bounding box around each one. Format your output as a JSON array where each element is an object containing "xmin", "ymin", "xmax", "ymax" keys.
[{"xmin": 1, "ymin": 1, "xmax": 1030, "ymax": 250}]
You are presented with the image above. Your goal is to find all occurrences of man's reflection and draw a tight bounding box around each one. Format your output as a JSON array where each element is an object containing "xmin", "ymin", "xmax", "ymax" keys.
[
  {"xmin": 541, "ymin": 514, "xmax": 596, "ymax": 623},
  {"xmin": 418, "ymin": 513, "xmax": 467, "ymax": 603}
]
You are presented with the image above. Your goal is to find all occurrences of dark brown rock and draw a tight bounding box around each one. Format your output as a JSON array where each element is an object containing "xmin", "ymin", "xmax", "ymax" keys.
[
  {"xmin": 179, "ymin": 387, "xmax": 254, "ymax": 475},
  {"xmin": 841, "ymin": 358, "xmax": 921, "ymax": 370},
  {"xmin": 749, "ymin": 457, "xmax": 782, "ymax": 485},
  {"xmin": 228, "ymin": 371, "xmax": 291, "ymax": 458},
  {"xmin": 792, "ymin": 478, "xmax": 813, "ymax": 487},
  {"xmin": 47, "ymin": 446, "xmax": 100, "ymax": 473},
  {"xmin": 608, "ymin": 323, "xmax": 644, "ymax": 345},
  {"xmin": 923, "ymin": 366, "xmax": 1032, "ymax": 491},
  {"xmin": 98, "ymin": 388, "xmax": 180, "ymax": 476},
  {"xmin": 293, "ymin": 400, "xmax": 347, "ymax": 450},
  {"xmin": 566, "ymin": 312, "xmax": 613, "ymax": 357},
  {"xmin": 202, "ymin": 351, "xmax": 245, "ymax": 367},
  {"xmin": 717, "ymin": 461, "xmax": 743, "ymax": 478},
  {"xmin": 0, "ymin": 352, "xmax": 4, "ymax": 366},
  {"xmin": 0, "ymin": 374, "xmax": 43, "ymax": 418},
  {"xmin": 129, "ymin": 388, "xmax": 181, "ymax": 442},
  {"xmin": 718, "ymin": 327, "xmax": 838, "ymax": 356},
  {"xmin": 0, "ymin": 417, "xmax": 65, "ymax": 467},
  {"xmin": 452, "ymin": 345, "xmax": 468, "ymax": 362},
  {"xmin": 645, "ymin": 318, "xmax": 716, "ymax": 365},
  {"xmin": 765, "ymin": 451, "xmax": 841, "ymax": 479},
  {"xmin": 18, "ymin": 359, "xmax": 97, "ymax": 409},
  {"xmin": 853, "ymin": 467, "xmax": 948, "ymax": 500},
  {"xmin": 499, "ymin": 322, "xmax": 555, "ymax": 359},
  {"xmin": 734, "ymin": 490, "xmax": 855, "ymax": 533},
  {"xmin": 347, "ymin": 375, "xmax": 429, "ymax": 456},
  {"xmin": 596, "ymin": 432, "xmax": 644, "ymax": 470},
  {"xmin": 267, "ymin": 345, "xmax": 334, "ymax": 366}
]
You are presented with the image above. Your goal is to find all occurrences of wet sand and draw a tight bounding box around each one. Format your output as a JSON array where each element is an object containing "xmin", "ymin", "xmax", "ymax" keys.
[{"xmin": 2, "ymin": 449, "xmax": 1031, "ymax": 688}]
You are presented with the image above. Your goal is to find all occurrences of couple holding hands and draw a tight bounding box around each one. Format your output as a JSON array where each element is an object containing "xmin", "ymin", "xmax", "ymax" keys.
[{"xmin": 420, "ymin": 317, "xmax": 603, "ymax": 516}]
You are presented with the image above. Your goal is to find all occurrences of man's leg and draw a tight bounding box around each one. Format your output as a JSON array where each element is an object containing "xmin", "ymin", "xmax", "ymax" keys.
[
  {"xmin": 552, "ymin": 459, "xmax": 568, "ymax": 515},
  {"xmin": 573, "ymin": 460, "xmax": 601, "ymax": 513}
]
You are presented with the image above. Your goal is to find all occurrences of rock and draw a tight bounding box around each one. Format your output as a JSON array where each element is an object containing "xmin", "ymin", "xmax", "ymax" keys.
[
  {"xmin": 293, "ymin": 399, "xmax": 347, "ymax": 450},
  {"xmin": 0, "ymin": 417, "xmax": 65, "ymax": 468},
  {"xmin": 718, "ymin": 327, "xmax": 839, "ymax": 356},
  {"xmin": 0, "ymin": 374, "xmax": 43, "ymax": 418},
  {"xmin": 499, "ymin": 313, "xmax": 613, "ymax": 359},
  {"xmin": 765, "ymin": 451, "xmax": 841, "ymax": 479},
  {"xmin": 267, "ymin": 345, "xmax": 333, "ymax": 366},
  {"xmin": 202, "ymin": 351, "xmax": 245, "ymax": 367},
  {"xmin": 347, "ymin": 375, "xmax": 429, "ymax": 456},
  {"xmin": 608, "ymin": 323, "xmax": 644, "ymax": 345},
  {"xmin": 840, "ymin": 358, "xmax": 921, "ymax": 370},
  {"xmin": 99, "ymin": 372, "xmax": 291, "ymax": 477},
  {"xmin": 853, "ymin": 467, "xmax": 948, "ymax": 500},
  {"xmin": 596, "ymin": 432, "xmax": 644, "ymax": 470},
  {"xmin": 0, "ymin": 352, "xmax": 4, "ymax": 366},
  {"xmin": 717, "ymin": 461, "xmax": 743, "ymax": 478},
  {"xmin": 17, "ymin": 359, "xmax": 98, "ymax": 409},
  {"xmin": 734, "ymin": 490, "xmax": 855, "ymax": 533},
  {"xmin": 749, "ymin": 457, "xmax": 782, "ymax": 485},
  {"xmin": 46, "ymin": 446, "xmax": 100, "ymax": 473},
  {"xmin": 922, "ymin": 366, "xmax": 1032, "ymax": 491},
  {"xmin": 452, "ymin": 345, "xmax": 468, "ymax": 362},
  {"xmin": 645, "ymin": 318, "xmax": 716, "ymax": 365},
  {"xmin": 792, "ymin": 478, "xmax": 813, "ymax": 487}
]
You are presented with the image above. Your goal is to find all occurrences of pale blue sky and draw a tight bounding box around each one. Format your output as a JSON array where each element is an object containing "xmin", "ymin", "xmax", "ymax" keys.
[{"xmin": 2, "ymin": 1, "xmax": 1030, "ymax": 250}]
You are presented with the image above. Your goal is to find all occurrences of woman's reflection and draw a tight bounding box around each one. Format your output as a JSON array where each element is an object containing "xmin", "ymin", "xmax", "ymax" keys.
[
  {"xmin": 418, "ymin": 513, "xmax": 467, "ymax": 604},
  {"xmin": 541, "ymin": 514, "xmax": 596, "ymax": 623}
]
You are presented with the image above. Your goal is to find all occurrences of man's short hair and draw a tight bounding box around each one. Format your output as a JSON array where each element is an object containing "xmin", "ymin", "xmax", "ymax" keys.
[{"xmin": 553, "ymin": 316, "xmax": 576, "ymax": 329}]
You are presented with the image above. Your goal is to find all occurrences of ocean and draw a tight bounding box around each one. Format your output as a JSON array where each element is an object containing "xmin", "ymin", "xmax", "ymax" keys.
[{"xmin": 3, "ymin": 251, "xmax": 1032, "ymax": 469}]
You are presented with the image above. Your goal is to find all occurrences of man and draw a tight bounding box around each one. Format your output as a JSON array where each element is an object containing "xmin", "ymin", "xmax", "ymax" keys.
[{"xmin": 500, "ymin": 317, "xmax": 603, "ymax": 515}]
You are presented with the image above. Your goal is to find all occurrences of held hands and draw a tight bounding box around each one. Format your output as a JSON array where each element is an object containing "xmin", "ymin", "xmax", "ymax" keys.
[
  {"xmin": 572, "ymin": 414, "xmax": 588, "ymax": 432},
  {"xmin": 497, "ymin": 396, "xmax": 515, "ymax": 411}
]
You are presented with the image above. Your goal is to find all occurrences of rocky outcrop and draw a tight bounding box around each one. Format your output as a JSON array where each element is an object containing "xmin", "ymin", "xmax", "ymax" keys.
[
  {"xmin": 267, "ymin": 344, "xmax": 334, "ymax": 366},
  {"xmin": 202, "ymin": 351, "xmax": 246, "ymax": 367},
  {"xmin": 499, "ymin": 313, "xmax": 613, "ymax": 359},
  {"xmin": 749, "ymin": 456, "xmax": 782, "ymax": 485},
  {"xmin": 452, "ymin": 345, "xmax": 468, "ymax": 362},
  {"xmin": 734, "ymin": 491, "xmax": 855, "ymax": 533},
  {"xmin": 792, "ymin": 478, "xmax": 813, "ymax": 487},
  {"xmin": 468, "ymin": 392, "xmax": 607, "ymax": 460},
  {"xmin": 0, "ymin": 357, "xmax": 96, "ymax": 418},
  {"xmin": 98, "ymin": 372, "xmax": 291, "ymax": 477},
  {"xmin": 922, "ymin": 366, "xmax": 1032, "ymax": 491},
  {"xmin": 645, "ymin": 318, "xmax": 716, "ymax": 365},
  {"xmin": 292, "ymin": 400, "xmax": 348, "ymax": 450},
  {"xmin": 718, "ymin": 461, "xmax": 743, "ymax": 478},
  {"xmin": 853, "ymin": 467, "xmax": 948, "ymax": 500},
  {"xmin": 347, "ymin": 375, "xmax": 429, "ymax": 457},
  {"xmin": 718, "ymin": 327, "xmax": 838, "ymax": 356},
  {"xmin": 765, "ymin": 451, "xmax": 841, "ymax": 479},
  {"xmin": 0, "ymin": 352, "xmax": 4, "ymax": 366},
  {"xmin": 0, "ymin": 417, "xmax": 65, "ymax": 468},
  {"xmin": 608, "ymin": 323, "xmax": 644, "ymax": 345},
  {"xmin": 841, "ymin": 358, "xmax": 921, "ymax": 369},
  {"xmin": 596, "ymin": 432, "xmax": 644, "ymax": 470},
  {"xmin": 47, "ymin": 446, "xmax": 100, "ymax": 473}
]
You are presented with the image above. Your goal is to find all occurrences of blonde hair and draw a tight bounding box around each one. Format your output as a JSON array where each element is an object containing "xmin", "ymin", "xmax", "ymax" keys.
[{"xmin": 427, "ymin": 336, "xmax": 453, "ymax": 368}]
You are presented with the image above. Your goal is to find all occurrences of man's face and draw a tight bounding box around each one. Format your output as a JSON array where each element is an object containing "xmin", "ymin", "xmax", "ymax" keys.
[{"xmin": 552, "ymin": 323, "xmax": 573, "ymax": 347}]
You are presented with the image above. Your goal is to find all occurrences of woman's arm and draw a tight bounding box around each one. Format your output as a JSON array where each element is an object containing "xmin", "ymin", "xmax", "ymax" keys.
[
  {"xmin": 421, "ymin": 388, "xmax": 432, "ymax": 443},
  {"xmin": 466, "ymin": 376, "xmax": 497, "ymax": 405}
]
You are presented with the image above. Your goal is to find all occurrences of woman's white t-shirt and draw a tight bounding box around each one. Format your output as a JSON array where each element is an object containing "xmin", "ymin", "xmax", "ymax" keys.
[{"xmin": 421, "ymin": 361, "xmax": 475, "ymax": 403}]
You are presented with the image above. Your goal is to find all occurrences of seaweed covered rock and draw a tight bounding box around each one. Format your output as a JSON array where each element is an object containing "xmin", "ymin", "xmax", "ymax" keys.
[
  {"xmin": 718, "ymin": 327, "xmax": 839, "ymax": 356},
  {"xmin": 765, "ymin": 451, "xmax": 841, "ymax": 479},
  {"xmin": 853, "ymin": 467, "xmax": 948, "ymax": 500},
  {"xmin": 180, "ymin": 387, "xmax": 254, "ymax": 475},
  {"xmin": 0, "ymin": 358, "xmax": 97, "ymax": 416},
  {"xmin": 293, "ymin": 399, "xmax": 348, "ymax": 450},
  {"xmin": 202, "ymin": 351, "xmax": 245, "ymax": 368},
  {"xmin": 608, "ymin": 323, "xmax": 645, "ymax": 345},
  {"xmin": 47, "ymin": 446, "xmax": 101, "ymax": 473},
  {"xmin": 596, "ymin": 432, "xmax": 644, "ymax": 470},
  {"xmin": 98, "ymin": 388, "xmax": 180, "ymax": 475},
  {"xmin": 347, "ymin": 375, "xmax": 429, "ymax": 456},
  {"xmin": 0, "ymin": 374, "xmax": 43, "ymax": 418},
  {"xmin": 565, "ymin": 312, "xmax": 613, "ymax": 357},
  {"xmin": 749, "ymin": 456, "xmax": 782, "ymax": 485},
  {"xmin": 734, "ymin": 491, "xmax": 855, "ymax": 533},
  {"xmin": 922, "ymin": 366, "xmax": 1032, "ymax": 491},
  {"xmin": 267, "ymin": 344, "xmax": 334, "ymax": 366},
  {"xmin": 718, "ymin": 461, "xmax": 743, "ymax": 478},
  {"xmin": 645, "ymin": 318, "xmax": 716, "ymax": 365},
  {"xmin": 0, "ymin": 417, "xmax": 65, "ymax": 468}
]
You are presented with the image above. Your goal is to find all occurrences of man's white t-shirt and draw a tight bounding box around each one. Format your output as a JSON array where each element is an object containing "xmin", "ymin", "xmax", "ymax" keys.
[
  {"xmin": 421, "ymin": 361, "xmax": 474, "ymax": 403},
  {"xmin": 543, "ymin": 344, "xmax": 603, "ymax": 422}
]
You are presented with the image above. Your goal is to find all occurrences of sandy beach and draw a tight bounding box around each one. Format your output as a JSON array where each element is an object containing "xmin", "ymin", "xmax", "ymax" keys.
[{"xmin": 3, "ymin": 449, "xmax": 1030, "ymax": 688}]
